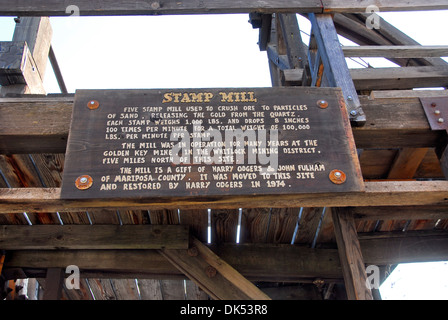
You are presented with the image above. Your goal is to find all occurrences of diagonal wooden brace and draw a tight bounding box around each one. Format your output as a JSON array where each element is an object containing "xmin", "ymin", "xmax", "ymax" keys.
[
  {"xmin": 159, "ymin": 237, "xmax": 271, "ymax": 300},
  {"xmin": 308, "ymin": 13, "xmax": 366, "ymax": 126}
]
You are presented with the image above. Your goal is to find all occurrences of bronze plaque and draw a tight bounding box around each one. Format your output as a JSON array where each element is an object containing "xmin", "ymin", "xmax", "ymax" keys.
[{"xmin": 61, "ymin": 87, "xmax": 364, "ymax": 199}]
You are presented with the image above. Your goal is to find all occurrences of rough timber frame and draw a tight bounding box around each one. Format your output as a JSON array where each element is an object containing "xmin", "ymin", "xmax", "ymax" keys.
[
  {"xmin": 0, "ymin": 1, "xmax": 448, "ymax": 301},
  {"xmin": 0, "ymin": 1, "xmax": 447, "ymax": 16}
]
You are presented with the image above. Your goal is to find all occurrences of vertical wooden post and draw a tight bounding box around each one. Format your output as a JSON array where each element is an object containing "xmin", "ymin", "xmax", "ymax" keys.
[
  {"xmin": 43, "ymin": 268, "xmax": 65, "ymax": 300},
  {"xmin": 277, "ymin": 13, "xmax": 311, "ymax": 86},
  {"xmin": 332, "ymin": 208, "xmax": 373, "ymax": 300},
  {"xmin": 12, "ymin": 17, "xmax": 52, "ymax": 80},
  {"xmin": 0, "ymin": 16, "xmax": 51, "ymax": 96}
]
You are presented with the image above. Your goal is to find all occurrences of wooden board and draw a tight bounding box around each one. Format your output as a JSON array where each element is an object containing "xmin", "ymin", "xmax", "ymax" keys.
[
  {"xmin": 1, "ymin": 181, "xmax": 448, "ymax": 213},
  {"xmin": 0, "ymin": 225, "xmax": 189, "ymax": 250},
  {"xmin": 61, "ymin": 87, "xmax": 363, "ymax": 200},
  {"xmin": 0, "ymin": 0, "xmax": 446, "ymax": 16}
]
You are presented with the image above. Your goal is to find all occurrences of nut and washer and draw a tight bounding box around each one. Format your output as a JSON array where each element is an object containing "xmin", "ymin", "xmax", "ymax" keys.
[
  {"xmin": 75, "ymin": 175, "xmax": 93, "ymax": 190},
  {"xmin": 187, "ymin": 247, "xmax": 199, "ymax": 257},
  {"xmin": 205, "ymin": 266, "xmax": 217, "ymax": 278},
  {"xmin": 329, "ymin": 170, "xmax": 346, "ymax": 185},
  {"xmin": 87, "ymin": 100, "xmax": 100, "ymax": 110}
]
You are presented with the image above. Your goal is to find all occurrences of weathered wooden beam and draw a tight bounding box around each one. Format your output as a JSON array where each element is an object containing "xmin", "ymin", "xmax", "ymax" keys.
[
  {"xmin": 0, "ymin": 41, "xmax": 45, "ymax": 94},
  {"xmin": 12, "ymin": 17, "xmax": 52, "ymax": 80},
  {"xmin": 4, "ymin": 231, "xmax": 448, "ymax": 281},
  {"xmin": 370, "ymin": 90, "xmax": 448, "ymax": 99},
  {"xmin": 0, "ymin": 225, "xmax": 189, "ymax": 250},
  {"xmin": 48, "ymin": 46, "xmax": 68, "ymax": 94},
  {"xmin": 0, "ymin": 1, "xmax": 447, "ymax": 16},
  {"xmin": 277, "ymin": 13, "xmax": 311, "ymax": 86},
  {"xmin": 353, "ymin": 96, "xmax": 446, "ymax": 149},
  {"xmin": 0, "ymin": 17, "xmax": 51, "ymax": 96},
  {"xmin": 342, "ymin": 45, "xmax": 448, "ymax": 58},
  {"xmin": 0, "ymin": 90, "xmax": 445, "ymax": 154},
  {"xmin": 42, "ymin": 267, "xmax": 64, "ymax": 300},
  {"xmin": 348, "ymin": 205, "xmax": 448, "ymax": 221},
  {"xmin": 387, "ymin": 148, "xmax": 429, "ymax": 179},
  {"xmin": 281, "ymin": 66, "xmax": 448, "ymax": 90},
  {"xmin": 322, "ymin": 1, "xmax": 448, "ymax": 13},
  {"xmin": 0, "ymin": 0, "xmax": 323, "ymax": 16},
  {"xmin": 334, "ymin": 13, "xmax": 448, "ymax": 68},
  {"xmin": 0, "ymin": 96, "xmax": 73, "ymax": 154},
  {"xmin": 332, "ymin": 208, "xmax": 373, "ymax": 300},
  {"xmin": 351, "ymin": 66, "xmax": 448, "ymax": 91},
  {"xmin": 0, "ymin": 181, "xmax": 447, "ymax": 213},
  {"xmin": 358, "ymin": 230, "xmax": 448, "ymax": 265},
  {"xmin": 159, "ymin": 237, "xmax": 271, "ymax": 300},
  {"xmin": 309, "ymin": 13, "xmax": 365, "ymax": 124}
]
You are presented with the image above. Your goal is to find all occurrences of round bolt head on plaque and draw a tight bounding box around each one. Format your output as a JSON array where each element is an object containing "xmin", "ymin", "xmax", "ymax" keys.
[
  {"xmin": 87, "ymin": 100, "xmax": 100, "ymax": 110},
  {"xmin": 317, "ymin": 100, "xmax": 328, "ymax": 109},
  {"xmin": 329, "ymin": 170, "xmax": 346, "ymax": 185},
  {"xmin": 75, "ymin": 175, "xmax": 93, "ymax": 190}
]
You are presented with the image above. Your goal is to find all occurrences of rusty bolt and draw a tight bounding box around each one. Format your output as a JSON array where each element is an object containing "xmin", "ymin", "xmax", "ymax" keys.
[
  {"xmin": 187, "ymin": 246, "xmax": 198, "ymax": 257},
  {"xmin": 75, "ymin": 175, "xmax": 93, "ymax": 190},
  {"xmin": 87, "ymin": 100, "xmax": 99, "ymax": 110},
  {"xmin": 431, "ymin": 102, "xmax": 437, "ymax": 107},
  {"xmin": 205, "ymin": 266, "xmax": 217, "ymax": 278},
  {"xmin": 317, "ymin": 100, "xmax": 328, "ymax": 109},
  {"xmin": 313, "ymin": 278, "xmax": 325, "ymax": 287},
  {"xmin": 435, "ymin": 110, "xmax": 441, "ymax": 115},
  {"xmin": 438, "ymin": 118, "xmax": 445, "ymax": 123},
  {"xmin": 329, "ymin": 169, "xmax": 346, "ymax": 185}
]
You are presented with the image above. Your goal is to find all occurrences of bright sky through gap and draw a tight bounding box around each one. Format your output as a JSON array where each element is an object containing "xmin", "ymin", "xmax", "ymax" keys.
[{"xmin": 0, "ymin": 10, "xmax": 448, "ymax": 300}]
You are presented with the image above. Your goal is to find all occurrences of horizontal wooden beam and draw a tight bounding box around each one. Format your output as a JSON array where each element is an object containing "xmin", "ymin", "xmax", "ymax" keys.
[
  {"xmin": 0, "ymin": 1, "xmax": 446, "ymax": 16},
  {"xmin": 0, "ymin": 94, "xmax": 445, "ymax": 154},
  {"xmin": 0, "ymin": 0, "xmax": 322, "ymax": 16},
  {"xmin": 0, "ymin": 96, "xmax": 73, "ymax": 154},
  {"xmin": 322, "ymin": 0, "xmax": 448, "ymax": 13},
  {"xmin": 358, "ymin": 230, "xmax": 448, "ymax": 265},
  {"xmin": 0, "ymin": 41, "xmax": 45, "ymax": 94},
  {"xmin": 351, "ymin": 66, "xmax": 448, "ymax": 91},
  {"xmin": 0, "ymin": 225, "xmax": 189, "ymax": 250},
  {"xmin": 353, "ymin": 95, "xmax": 446, "ymax": 149},
  {"xmin": 370, "ymin": 90, "xmax": 448, "ymax": 99},
  {"xmin": 0, "ymin": 181, "xmax": 447, "ymax": 213},
  {"xmin": 348, "ymin": 205, "xmax": 448, "ymax": 221},
  {"xmin": 342, "ymin": 46, "xmax": 448, "ymax": 58},
  {"xmin": 4, "ymin": 231, "xmax": 448, "ymax": 281}
]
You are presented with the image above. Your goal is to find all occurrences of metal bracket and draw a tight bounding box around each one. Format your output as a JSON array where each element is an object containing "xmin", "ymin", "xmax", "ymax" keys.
[
  {"xmin": 420, "ymin": 97, "xmax": 448, "ymax": 179},
  {"xmin": 266, "ymin": 44, "xmax": 290, "ymax": 71},
  {"xmin": 420, "ymin": 97, "xmax": 448, "ymax": 131}
]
